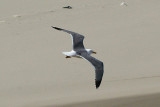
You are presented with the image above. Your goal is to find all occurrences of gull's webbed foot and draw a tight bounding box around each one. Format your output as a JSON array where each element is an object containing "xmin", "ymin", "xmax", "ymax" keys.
[{"xmin": 66, "ymin": 56, "xmax": 71, "ymax": 58}]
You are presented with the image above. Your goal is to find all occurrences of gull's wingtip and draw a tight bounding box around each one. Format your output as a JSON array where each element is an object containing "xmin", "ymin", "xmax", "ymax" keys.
[
  {"xmin": 95, "ymin": 80, "xmax": 102, "ymax": 89},
  {"xmin": 51, "ymin": 26, "xmax": 63, "ymax": 31}
]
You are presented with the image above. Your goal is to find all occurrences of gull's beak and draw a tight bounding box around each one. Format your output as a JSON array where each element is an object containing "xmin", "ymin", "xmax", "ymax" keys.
[{"xmin": 93, "ymin": 51, "xmax": 97, "ymax": 54}]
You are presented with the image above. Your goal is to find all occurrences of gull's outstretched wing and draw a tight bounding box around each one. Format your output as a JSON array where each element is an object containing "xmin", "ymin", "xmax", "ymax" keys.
[
  {"xmin": 51, "ymin": 26, "xmax": 85, "ymax": 51},
  {"xmin": 79, "ymin": 52, "xmax": 104, "ymax": 89}
]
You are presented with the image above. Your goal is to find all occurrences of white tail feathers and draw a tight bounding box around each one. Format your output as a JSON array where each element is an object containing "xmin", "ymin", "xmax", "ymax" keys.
[{"xmin": 62, "ymin": 50, "xmax": 76, "ymax": 56}]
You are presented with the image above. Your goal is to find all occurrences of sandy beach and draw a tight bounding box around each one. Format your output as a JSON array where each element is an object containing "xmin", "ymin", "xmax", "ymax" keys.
[{"xmin": 1, "ymin": 0, "xmax": 160, "ymax": 107}]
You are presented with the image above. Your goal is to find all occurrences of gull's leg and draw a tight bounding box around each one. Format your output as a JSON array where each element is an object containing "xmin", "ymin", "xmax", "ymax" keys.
[{"xmin": 66, "ymin": 56, "xmax": 71, "ymax": 58}]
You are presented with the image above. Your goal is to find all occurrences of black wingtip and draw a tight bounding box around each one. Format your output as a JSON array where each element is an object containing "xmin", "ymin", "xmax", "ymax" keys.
[
  {"xmin": 95, "ymin": 80, "xmax": 102, "ymax": 89},
  {"xmin": 51, "ymin": 26, "xmax": 63, "ymax": 31}
]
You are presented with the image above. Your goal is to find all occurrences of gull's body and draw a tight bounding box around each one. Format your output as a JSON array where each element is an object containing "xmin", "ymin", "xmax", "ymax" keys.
[
  {"xmin": 62, "ymin": 49, "xmax": 93, "ymax": 58},
  {"xmin": 52, "ymin": 26, "xmax": 104, "ymax": 89}
]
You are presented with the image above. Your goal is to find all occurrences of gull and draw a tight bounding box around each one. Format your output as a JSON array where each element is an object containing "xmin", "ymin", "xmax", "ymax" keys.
[
  {"xmin": 51, "ymin": 26, "xmax": 104, "ymax": 89},
  {"xmin": 120, "ymin": 1, "xmax": 128, "ymax": 6}
]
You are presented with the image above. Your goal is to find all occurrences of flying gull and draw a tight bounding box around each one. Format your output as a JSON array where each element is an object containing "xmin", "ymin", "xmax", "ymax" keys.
[{"xmin": 51, "ymin": 26, "xmax": 104, "ymax": 89}]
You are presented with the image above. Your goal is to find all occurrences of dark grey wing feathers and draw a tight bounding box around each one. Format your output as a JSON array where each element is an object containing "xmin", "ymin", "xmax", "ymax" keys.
[
  {"xmin": 52, "ymin": 26, "xmax": 63, "ymax": 31},
  {"xmin": 80, "ymin": 52, "xmax": 104, "ymax": 89},
  {"xmin": 52, "ymin": 26, "xmax": 85, "ymax": 50}
]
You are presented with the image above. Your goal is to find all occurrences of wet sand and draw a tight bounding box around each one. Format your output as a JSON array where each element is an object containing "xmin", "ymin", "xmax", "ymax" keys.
[{"xmin": 60, "ymin": 93, "xmax": 160, "ymax": 107}]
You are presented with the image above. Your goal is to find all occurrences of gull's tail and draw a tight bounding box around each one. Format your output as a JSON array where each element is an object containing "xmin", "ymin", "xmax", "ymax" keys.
[{"xmin": 51, "ymin": 26, "xmax": 63, "ymax": 31}]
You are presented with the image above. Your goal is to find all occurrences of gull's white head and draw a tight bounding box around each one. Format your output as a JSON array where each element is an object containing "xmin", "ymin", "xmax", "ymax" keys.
[{"xmin": 86, "ymin": 49, "xmax": 97, "ymax": 55}]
